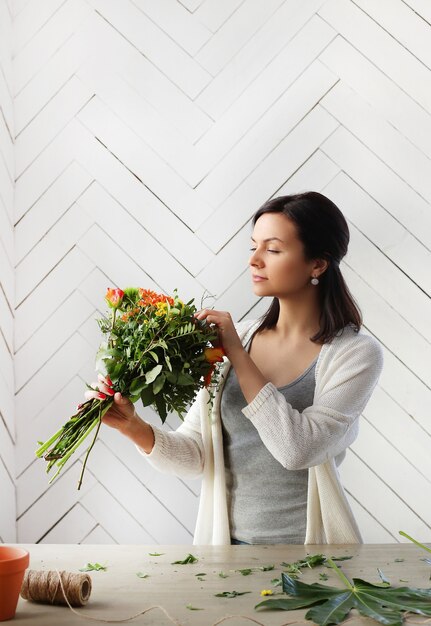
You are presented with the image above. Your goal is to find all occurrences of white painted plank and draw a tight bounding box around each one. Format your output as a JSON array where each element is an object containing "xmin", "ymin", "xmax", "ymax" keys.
[
  {"xmin": 0, "ymin": 284, "xmax": 13, "ymax": 355},
  {"xmin": 80, "ymin": 524, "xmax": 114, "ymax": 544},
  {"xmin": 87, "ymin": 442, "xmax": 193, "ymax": 543},
  {"xmin": 0, "ymin": 195, "xmax": 13, "ymax": 265},
  {"xmin": 0, "ymin": 109, "xmax": 14, "ymax": 181},
  {"xmin": 196, "ymin": 0, "xmax": 285, "ymax": 76},
  {"xmin": 0, "ymin": 373, "xmax": 14, "ymax": 440},
  {"xmin": 87, "ymin": 0, "xmax": 211, "ymax": 99},
  {"xmin": 0, "ymin": 460, "xmax": 15, "ymax": 542},
  {"xmin": 80, "ymin": 482, "xmax": 156, "ymax": 544},
  {"xmin": 321, "ymin": 125, "xmax": 431, "ymax": 250},
  {"xmin": 351, "ymin": 420, "xmax": 431, "ymax": 527},
  {"xmin": 197, "ymin": 105, "xmax": 339, "ymax": 252},
  {"xmin": 15, "ymin": 75, "xmax": 93, "ymax": 177},
  {"xmin": 342, "ymin": 450, "xmax": 431, "ymax": 541},
  {"xmin": 354, "ymin": 0, "xmax": 431, "ymax": 70},
  {"xmin": 0, "ymin": 331, "xmax": 12, "ymax": 392},
  {"xmin": 342, "ymin": 264, "xmax": 431, "ymax": 387},
  {"xmin": 13, "ymin": 0, "xmax": 70, "ymax": 55},
  {"xmin": 323, "ymin": 173, "xmax": 431, "ymax": 334},
  {"xmin": 196, "ymin": 59, "xmax": 337, "ymax": 208},
  {"xmin": 0, "ymin": 414, "xmax": 14, "ymax": 474},
  {"xmin": 345, "ymin": 490, "xmax": 398, "ymax": 543},
  {"xmin": 67, "ymin": 127, "xmax": 213, "ymax": 276},
  {"xmin": 318, "ymin": 0, "xmax": 431, "ymax": 113},
  {"xmin": 76, "ymin": 62, "xmax": 206, "ymax": 185},
  {"xmin": 320, "ymin": 81, "xmax": 431, "ymax": 204},
  {"xmin": 194, "ymin": 0, "xmax": 244, "ymax": 33},
  {"xmin": 77, "ymin": 97, "xmax": 214, "ymax": 229},
  {"xmin": 16, "ymin": 203, "xmax": 93, "ymax": 305},
  {"xmin": 14, "ymin": 246, "xmax": 93, "ymax": 349},
  {"xmin": 14, "ymin": 0, "xmax": 91, "ymax": 94},
  {"xmin": 16, "ymin": 376, "xmax": 87, "ymax": 480},
  {"xmin": 403, "ymin": 0, "xmax": 431, "ymax": 23},
  {"xmin": 319, "ymin": 36, "xmax": 431, "ymax": 161},
  {"xmin": 131, "ymin": 0, "xmax": 211, "ymax": 55},
  {"xmin": 15, "ymin": 160, "xmax": 93, "ymax": 263},
  {"xmin": 17, "ymin": 461, "xmax": 96, "ymax": 542},
  {"xmin": 196, "ymin": 4, "xmax": 333, "ymax": 118},
  {"xmin": 77, "ymin": 183, "xmax": 205, "ymax": 299},
  {"xmin": 40, "ymin": 503, "xmax": 96, "ymax": 544},
  {"xmin": 15, "ymin": 333, "xmax": 93, "ymax": 424},
  {"xmin": 15, "ymin": 290, "xmax": 94, "ymax": 390}
]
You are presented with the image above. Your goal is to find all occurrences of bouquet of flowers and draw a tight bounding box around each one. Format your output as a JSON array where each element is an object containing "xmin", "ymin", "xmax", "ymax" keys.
[{"xmin": 35, "ymin": 287, "xmax": 225, "ymax": 489}]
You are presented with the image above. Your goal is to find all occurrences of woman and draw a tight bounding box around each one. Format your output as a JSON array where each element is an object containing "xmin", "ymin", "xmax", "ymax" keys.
[{"xmin": 94, "ymin": 191, "xmax": 384, "ymax": 545}]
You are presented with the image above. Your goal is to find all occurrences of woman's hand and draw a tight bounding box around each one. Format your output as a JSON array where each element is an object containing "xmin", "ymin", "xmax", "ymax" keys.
[
  {"xmin": 194, "ymin": 309, "xmax": 244, "ymax": 361},
  {"xmin": 84, "ymin": 388, "xmax": 155, "ymax": 453}
]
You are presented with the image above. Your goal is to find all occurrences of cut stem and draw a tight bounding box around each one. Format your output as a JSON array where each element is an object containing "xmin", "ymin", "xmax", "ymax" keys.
[{"xmin": 399, "ymin": 531, "xmax": 431, "ymax": 554}]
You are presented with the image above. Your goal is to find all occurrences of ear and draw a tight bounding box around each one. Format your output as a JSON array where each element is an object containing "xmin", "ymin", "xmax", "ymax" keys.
[{"xmin": 312, "ymin": 257, "xmax": 329, "ymax": 277}]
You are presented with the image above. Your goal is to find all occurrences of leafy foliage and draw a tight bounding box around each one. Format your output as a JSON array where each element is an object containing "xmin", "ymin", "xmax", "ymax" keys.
[
  {"xmin": 35, "ymin": 287, "xmax": 222, "ymax": 488},
  {"xmin": 256, "ymin": 558, "xmax": 431, "ymax": 626},
  {"xmin": 79, "ymin": 562, "xmax": 107, "ymax": 572},
  {"xmin": 171, "ymin": 553, "xmax": 198, "ymax": 565}
]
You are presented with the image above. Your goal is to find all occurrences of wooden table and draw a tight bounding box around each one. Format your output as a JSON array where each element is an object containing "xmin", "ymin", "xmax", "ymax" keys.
[{"xmin": 10, "ymin": 543, "xmax": 431, "ymax": 625}]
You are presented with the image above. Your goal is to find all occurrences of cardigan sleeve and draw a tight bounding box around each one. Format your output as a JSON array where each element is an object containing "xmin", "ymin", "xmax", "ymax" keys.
[
  {"xmin": 241, "ymin": 332, "xmax": 384, "ymax": 470},
  {"xmin": 135, "ymin": 388, "xmax": 205, "ymax": 478}
]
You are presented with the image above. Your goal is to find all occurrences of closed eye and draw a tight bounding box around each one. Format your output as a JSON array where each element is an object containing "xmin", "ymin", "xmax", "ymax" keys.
[{"xmin": 249, "ymin": 248, "xmax": 280, "ymax": 253}]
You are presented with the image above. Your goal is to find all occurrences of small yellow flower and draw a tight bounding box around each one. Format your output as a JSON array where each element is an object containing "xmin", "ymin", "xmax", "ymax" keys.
[
  {"xmin": 260, "ymin": 589, "xmax": 273, "ymax": 596},
  {"xmin": 155, "ymin": 302, "xmax": 168, "ymax": 316}
]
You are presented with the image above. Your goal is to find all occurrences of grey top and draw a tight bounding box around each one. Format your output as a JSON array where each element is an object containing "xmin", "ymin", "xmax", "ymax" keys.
[{"xmin": 220, "ymin": 336, "xmax": 318, "ymax": 544}]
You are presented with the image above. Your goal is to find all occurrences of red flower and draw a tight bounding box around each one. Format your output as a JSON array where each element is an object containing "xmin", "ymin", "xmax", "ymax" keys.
[{"xmin": 105, "ymin": 288, "xmax": 124, "ymax": 309}]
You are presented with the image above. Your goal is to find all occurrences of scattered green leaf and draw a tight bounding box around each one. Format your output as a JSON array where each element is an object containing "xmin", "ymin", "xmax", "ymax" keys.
[
  {"xmin": 394, "ymin": 558, "xmax": 405, "ymax": 563},
  {"xmin": 148, "ymin": 552, "xmax": 164, "ymax": 557},
  {"xmin": 319, "ymin": 573, "xmax": 329, "ymax": 581},
  {"xmin": 280, "ymin": 553, "xmax": 326, "ymax": 575},
  {"xmin": 215, "ymin": 591, "xmax": 251, "ymax": 598},
  {"xmin": 259, "ymin": 564, "xmax": 275, "ymax": 571},
  {"xmin": 195, "ymin": 572, "xmax": 206, "ymax": 577},
  {"xmin": 186, "ymin": 604, "xmax": 204, "ymax": 611},
  {"xmin": 271, "ymin": 578, "xmax": 282, "ymax": 587},
  {"xmin": 136, "ymin": 572, "xmax": 149, "ymax": 579},
  {"xmin": 218, "ymin": 571, "xmax": 228, "ymax": 578},
  {"xmin": 256, "ymin": 557, "xmax": 431, "ymax": 626},
  {"xmin": 236, "ymin": 568, "xmax": 253, "ymax": 576},
  {"xmin": 171, "ymin": 553, "xmax": 198, "ymax": 565},
  {"xmin": 79, "ymin": 562, "xmax": 107, "ymax": 572}
]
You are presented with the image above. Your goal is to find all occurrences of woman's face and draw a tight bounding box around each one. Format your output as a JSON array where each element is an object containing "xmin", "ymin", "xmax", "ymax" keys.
[{"xmin": 249, "ymin": 212, "xmax": 317, "ymax": 298}]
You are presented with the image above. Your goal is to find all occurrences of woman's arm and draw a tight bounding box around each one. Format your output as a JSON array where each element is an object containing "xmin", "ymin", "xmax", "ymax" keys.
[{"xmin": 239, "ymin": 333, "xmax": 384, "ymax": 470}]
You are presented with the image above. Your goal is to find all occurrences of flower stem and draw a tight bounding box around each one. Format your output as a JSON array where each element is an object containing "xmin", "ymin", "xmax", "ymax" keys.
[
  {"xmin": 325, "ymin": 557, "xmax": 354, "ymax": 590},
  {"xmin": 399, "ymin": 530, "xmax": 431, "ymax": 554},
  {"xmin": 77, "ymin": 414, "xmax": 102, "ymax": 490}
]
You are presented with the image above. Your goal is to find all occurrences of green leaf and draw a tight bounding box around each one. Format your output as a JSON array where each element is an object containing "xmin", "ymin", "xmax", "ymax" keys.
[
  {"xmin": 319, "ymin": 573, "xmax": 329, "ymax": 581},
  {"xmin": 129, "ymin": 376, "xmax": 147, "ymax": 395},
  {"xmin": 140, "ymin": 386, "xmax": 154, "ymax": 407},
  {"xmin": 215, "ymin": 591, "xmax": 251, "ymax": 598},
  {"xmin": 154, "ymin": 394, "xmax": 167, "ymax": 423},
  {"xmin": 171, "ymin": 553, "xmax": 198, "ymax": 565},
  {"xmin": 218, "ymin": 571, "xmax": 229, "ymax": 578},
  {"xmin": 259, "ymin": 564, "xmax": 275, "ymax": 571},
  {"xmin": 148, "ymin": 350, "xmax": 159, "ymax": 362},
  {"xmin": 236, "ymin": 568, "xmax": 253, "ymax": 576},
  {"xmin": 256, "ymin": 571, "xmax": 431, "ymax": 626},
  {"xmin": 79, "ymin": 562, "xmax": 107, "ymax": 572},
  {"xmin": 153, "ymin": 373, "xmax": 166, "ymax": 395},
  {"xmin": 280, "ymin": 553, "xmax": 327, "ymax": 574},
  {"xmin": 148, "ymin": 552, "xmax": 164, "ymax": 557},
  {"xmin": 145, "ymin": 364, "xmax": 163, "ymax": 384},
  {"xmin": 136, "ymin": 572, "xmax": 149, "ymax": 578},
  {"xmin": 186, "ymin": 604, "xmax": 204, "ymax": 610}
]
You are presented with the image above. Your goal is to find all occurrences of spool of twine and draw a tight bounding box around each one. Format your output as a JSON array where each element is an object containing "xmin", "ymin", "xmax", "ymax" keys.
[{"xmin": 20, "ymin": 569, "xmax": 92, "ymax": 607}]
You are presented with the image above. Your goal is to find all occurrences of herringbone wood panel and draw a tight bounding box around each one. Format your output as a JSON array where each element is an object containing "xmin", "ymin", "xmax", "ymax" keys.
[{"xmin": 1, "ymin": 0, "xmax": 430, "ymax": 544}]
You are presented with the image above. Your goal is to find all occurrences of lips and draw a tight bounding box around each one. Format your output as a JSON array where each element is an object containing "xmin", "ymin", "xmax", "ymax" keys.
[{"xmin": 252, "ymin": 275, "xmax": 267, "ymax": 281}]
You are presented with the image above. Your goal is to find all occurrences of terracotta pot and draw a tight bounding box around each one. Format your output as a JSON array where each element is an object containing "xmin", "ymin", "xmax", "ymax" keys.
[{"xmin": 0, "ymin": 546, "xmax": 30, "ymax": 621}]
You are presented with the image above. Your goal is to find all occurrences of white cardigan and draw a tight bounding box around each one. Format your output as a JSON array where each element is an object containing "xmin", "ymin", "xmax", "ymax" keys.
[{"xmin": 139, "ymin": 318, "xmax": 384, "ymax": 545}]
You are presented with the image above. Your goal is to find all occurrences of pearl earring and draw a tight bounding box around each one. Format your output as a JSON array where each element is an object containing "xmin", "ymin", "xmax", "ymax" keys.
[{"xmin": 311, "ymin": 276, "xmax": 319, "ymax": 285}]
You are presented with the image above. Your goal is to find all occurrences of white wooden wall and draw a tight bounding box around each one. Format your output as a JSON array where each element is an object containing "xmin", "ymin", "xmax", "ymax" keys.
[
  {"xmin": 0, "ymin": 0, "xmax": 15, "ymax": 543},
  {"xmin": 1, "ymin": 0, "xmax": 430, "ymax": 545}
]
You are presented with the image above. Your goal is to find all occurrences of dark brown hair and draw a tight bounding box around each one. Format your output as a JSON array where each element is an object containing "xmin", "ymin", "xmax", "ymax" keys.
[{"xmin": 251, "ymin": 191, "xmax": 362, "ymax": 344}]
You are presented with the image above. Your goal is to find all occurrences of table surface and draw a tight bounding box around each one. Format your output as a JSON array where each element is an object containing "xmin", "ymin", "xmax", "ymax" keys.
[{"xmin": 9, "ymin": 543, "xmax": 431, "ymax": 626}]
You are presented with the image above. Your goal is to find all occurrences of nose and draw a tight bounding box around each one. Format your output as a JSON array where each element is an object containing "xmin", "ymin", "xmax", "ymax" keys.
[{"xmin": 249, "ymin": 248, "xmax": 263, "ymax": 268}]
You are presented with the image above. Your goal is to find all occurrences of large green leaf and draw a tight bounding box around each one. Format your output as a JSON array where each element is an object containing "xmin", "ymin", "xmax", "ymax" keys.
[{"xmin": 256, "ymin": 569, "xmax": 431, "ymax": 626}]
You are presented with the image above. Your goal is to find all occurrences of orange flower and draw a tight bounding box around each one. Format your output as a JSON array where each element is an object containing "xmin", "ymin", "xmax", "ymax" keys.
[
  {"xmin": 138, "ymin": 289, "xmax": 174, "ymax": 307},
  {"xmin": 203, "ymin": 347, "xmax": 225, "ymax": 388},
  {"xmin": 204, "ymin": 347, "xmax": 225, "ymax": 364},
  {"xmin": 105, "ymin": 288, "xmax": 124, "ymax": 309}
]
